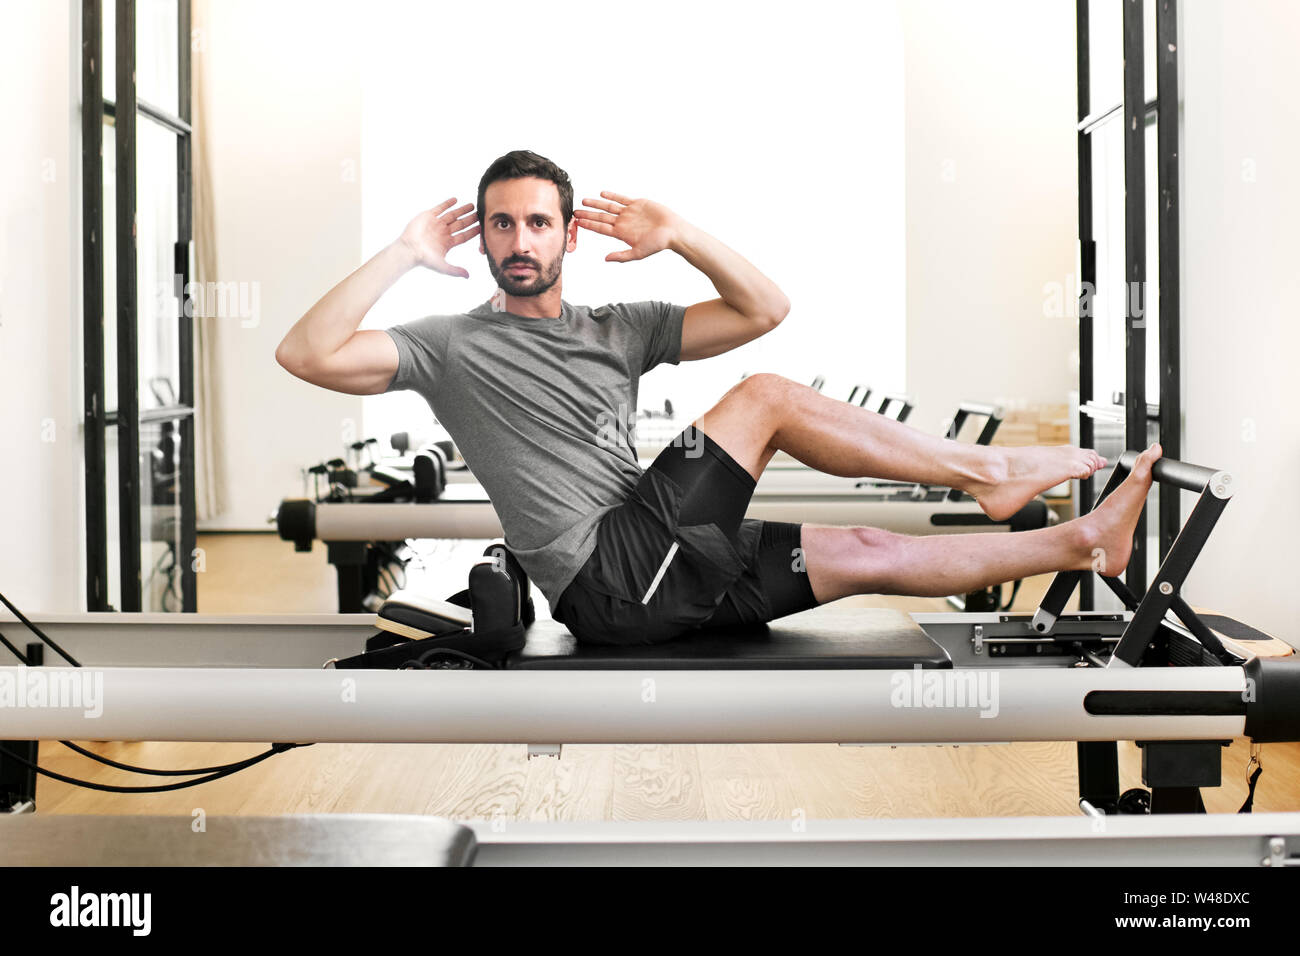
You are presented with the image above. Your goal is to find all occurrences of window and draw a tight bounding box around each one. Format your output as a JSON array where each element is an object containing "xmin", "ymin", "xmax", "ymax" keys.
[{"xmin": 83, "ymin": 0, "xmax": 196, "ymax": 612}]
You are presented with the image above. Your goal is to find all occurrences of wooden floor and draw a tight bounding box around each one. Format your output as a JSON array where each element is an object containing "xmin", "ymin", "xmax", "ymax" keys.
[{"xmin": 33, "ymin": 532, "xmax": 1300, "ymax": 821}]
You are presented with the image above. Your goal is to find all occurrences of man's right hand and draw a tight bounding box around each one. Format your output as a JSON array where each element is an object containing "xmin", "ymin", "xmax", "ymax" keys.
[{"xmin": 399, "ymin": 198, "xmax": 480, "ymax": 277}]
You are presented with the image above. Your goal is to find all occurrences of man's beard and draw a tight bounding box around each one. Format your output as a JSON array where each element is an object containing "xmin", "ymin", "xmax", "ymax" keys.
[{"xmin": 487, "ymin": 249, "xmax": 562, "ymax": 297}]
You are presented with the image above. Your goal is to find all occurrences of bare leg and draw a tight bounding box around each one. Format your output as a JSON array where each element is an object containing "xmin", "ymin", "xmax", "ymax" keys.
[
  {"xmin": 802, "ymin": 445, "xmax": 1161, "ymax": 602},
  {"xmin": 694, "ymin": 374, "xmax": 1106, "ymax": 521}
]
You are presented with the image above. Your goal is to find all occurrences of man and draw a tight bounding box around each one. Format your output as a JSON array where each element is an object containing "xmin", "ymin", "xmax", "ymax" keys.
[{"xmin": 276, "ymin": 149, "xmax": 1160, "ymax": 646}]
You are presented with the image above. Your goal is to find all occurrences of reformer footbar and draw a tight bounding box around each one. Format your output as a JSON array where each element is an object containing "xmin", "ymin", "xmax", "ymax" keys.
[{"xmin": 1030, "ymin": 449, "xmax": 1235, "ymax": 667}]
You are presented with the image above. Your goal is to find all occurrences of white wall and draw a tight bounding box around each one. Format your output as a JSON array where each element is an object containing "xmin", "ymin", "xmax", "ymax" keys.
[
  {"xmin": 1180, "ymin": 0, "xmax": 1300, "ymax": 643},
  {"xmin": 195, "ymin": 0, "xmax": 364, "ymax": 529},
  {"xmin": 900, "ymin": 0, "xmax": 1080, "ymax": 436},
  {"xmin": 0, "ymin": 0, "xmax": 82, "ymax": 612},
  {"xmin": 359, "ymin": 0, "xmax": 906, "ymax": 443}
]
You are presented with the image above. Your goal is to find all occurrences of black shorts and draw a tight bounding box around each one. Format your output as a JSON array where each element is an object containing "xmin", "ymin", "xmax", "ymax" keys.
[{"xmin": 551, "ymin": 427, "xmax": 820, "ymax": 645}]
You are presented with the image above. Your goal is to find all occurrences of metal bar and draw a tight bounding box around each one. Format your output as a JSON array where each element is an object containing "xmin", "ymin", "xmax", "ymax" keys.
[
  {"xmin": 0, "ymin": 612, "xmax": 376, "ymax": 668},
  {"xmin": 106, "ymin": 404, "xmax": 195, "ymax": 425},
  {"xmin": 1032, "ymin": 571, "xmax": 1085, "ymax": 634},
  {"xmin": 1077, "ymin": 0, "xmax": 1096, "ymax": 612},
  {"xmin": 1157, "ymin": 0, "xmax": 1182, "ymax": 561},
  {"xmin": 1112, "ymin": 485, "xmax": 1231, "ymax": 666},
  {"xmin": 102, "ymin": 96, "xmax": 192, "ymax": 135},
  {"xmin": 0, "ymin": 665, "xmax": 1249, "ymax": 744},
  {"xmin": 1099, "ymin": 573, "xmax": 1140, "ymax": 611},
  {"xmin": 1123, "ymin": 0, "xmax": 1148, "ymax": 594},
  {"xmin": 945, "ymin": 410, "xmax": 969, "ymax": 441},
  {"xmin": 178, "ymin": 0, "xmax": 196, "ymax": 612},
  {"xmin": 1076, "ymin": 97, "xmax": 1158, "ymax": 135},
  {"xmin": 471, "ymin": 813, "xmax": 1300, "ymax": 867},
  {"xmin": 971, "ymin": 411, "xmax": 1002, "ymax": 446},
  {"xmin": 115, "ymin": 0, "xmax": 142, "ymax": 611},
  {"xmin": 1079, "ymin": 399, "xmax": 1160, "ymax": 423},
  {"xmin": 138, "ymin": 97, "xmax": 192, "ymax": 135},
  {"xmin": 1077, "ymin": 740, "xmax": 1121, "ymax": 811},
  {"xmin": 1116, "ymin": 449, "xmax": 1222, "ymax": 494},
  {"xmin": 81, "ymin": 0, "xmax": 109, "ymax": 612},
  {"xmin": 299, "ymin": 495, "xmax": 1023, "ymax": 543},
  {"xmin": 1032, "ymin": 461, "xmax": 1129, "ymax": 633},
  {"xmin": 877, "ymin": 393, "xmax": 913, "ymax": 422}
]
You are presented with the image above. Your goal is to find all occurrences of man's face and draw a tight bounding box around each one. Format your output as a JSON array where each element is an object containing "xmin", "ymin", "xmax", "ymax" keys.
[{"xmin": 480, "ymin": 177, "xmax": 576, "ymax": 297}]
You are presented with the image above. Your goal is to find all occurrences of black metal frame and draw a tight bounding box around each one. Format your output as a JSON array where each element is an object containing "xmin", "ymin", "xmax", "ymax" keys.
[
  {"xmin": 1036, "ymin": 446, "xmax": 1234, "ymax": 815},
  {"xmin": 82, "ymin": 0, "xmax": 196, "ymax": 612},
  {"xmin": 1156, "ymin": 0, "xmax": 1181, "ymax": 561},
  {"xmin": 875, "ymin": 393, "xmax": 913, "ymax": 424},
  {"xmin": 81, "ymin": 0, "xmax": 108, "ymax": 612},
  {"xmin": 1121, "ymin": 0, "xmax": 1148, "ymax": 592},
  {"xmin": 1075, "ymin": 0, "xmax": 1181, "ymax": 606},
  {"xmin": 1073, "ymin": 0, "xmax": 1185, "ymax": 812},
  {"xmin": 177, "ymin": 0, "xmax": 197, "ymax": 611},
  {"xmin": 114, "ymin": 0, "xmax": 142, "ymax": 611}
]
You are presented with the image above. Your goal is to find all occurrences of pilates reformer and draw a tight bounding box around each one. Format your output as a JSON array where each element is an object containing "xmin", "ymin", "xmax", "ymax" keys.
[{"xmin": 2, "ymin": 450, "xmax": 1300, "ymax": 865}]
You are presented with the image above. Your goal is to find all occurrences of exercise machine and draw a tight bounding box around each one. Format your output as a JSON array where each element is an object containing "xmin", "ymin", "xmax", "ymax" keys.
[{"xmin": 4, "ymin": 450, "xmax": 1298, "ymax": 866}]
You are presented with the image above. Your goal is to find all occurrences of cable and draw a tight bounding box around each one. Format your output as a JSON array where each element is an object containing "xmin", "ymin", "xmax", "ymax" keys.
[
  {"xmin": 0, "ymin": 588, "xmax": 307, "ymax": 793},
  {"xmin": 57, "ymin": 739, "xmax": 310, "ymax": 777},
  {"xmin": 0, "ymin": 627, "xmax": 34, "ymax": 665},
  {"xmin": 0, "ymin": 590, "xmax": 80, "ymax": 666},
  {"xmin": 400, "ymin": 646, "xmax": 498, "ymax": 670},
  {"xmin": 0, "ymin": 741, "xmax": 304, "ymax": 794}
]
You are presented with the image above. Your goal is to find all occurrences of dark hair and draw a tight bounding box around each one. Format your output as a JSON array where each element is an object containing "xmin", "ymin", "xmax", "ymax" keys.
[{"xmin": 476, "ymin": 150, "xmax": 574, "ymax": 231}]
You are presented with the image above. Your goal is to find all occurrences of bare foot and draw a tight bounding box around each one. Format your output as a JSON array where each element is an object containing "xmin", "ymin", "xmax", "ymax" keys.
[
  {"xmin": 970, "ymin": 444, "xmax": 1108, "ymax": 521},
  {"xmin": 1073, "ymin": 443, "xmax": 1162, "ymax": 575}
]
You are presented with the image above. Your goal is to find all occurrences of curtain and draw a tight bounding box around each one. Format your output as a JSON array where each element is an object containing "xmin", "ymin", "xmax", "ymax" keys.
[{"xmin": 191, "ymin": 0, "xmax": 227, "ymax": 522}]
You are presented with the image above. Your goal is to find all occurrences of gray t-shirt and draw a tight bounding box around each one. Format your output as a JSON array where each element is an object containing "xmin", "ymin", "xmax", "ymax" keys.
[{"xmin": 384, "ymin": 298, "xmax": 686, "ymax": 606}]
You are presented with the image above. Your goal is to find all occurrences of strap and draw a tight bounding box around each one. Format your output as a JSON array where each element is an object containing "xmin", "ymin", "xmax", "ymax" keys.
[{"xmin": 1239, "ymin": 745, "xmax": 1263, "ymax": 813}]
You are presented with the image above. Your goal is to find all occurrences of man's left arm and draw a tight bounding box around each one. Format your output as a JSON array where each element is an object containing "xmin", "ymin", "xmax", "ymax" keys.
[
  {"xmin": 669, "ymin": 223, "xmax": 791, "ymax": 360},
  {"xmin": 574, "ymin": 191, "xmax": 790, "ymax": 361}
]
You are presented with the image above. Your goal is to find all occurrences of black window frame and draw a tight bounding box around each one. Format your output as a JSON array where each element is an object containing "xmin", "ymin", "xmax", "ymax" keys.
[
  {"xmin": 82, "ymin": 0, "xmax": 196, "ymax": 613},
  {"xmin": 1075, "ymin": 0, "xmax": 1181, "ymax": 608}
]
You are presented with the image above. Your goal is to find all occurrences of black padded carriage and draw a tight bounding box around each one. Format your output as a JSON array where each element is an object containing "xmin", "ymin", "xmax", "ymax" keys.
[{"xmin": 508, "ymin": 607, "xmax": 953, "ymax": 670}]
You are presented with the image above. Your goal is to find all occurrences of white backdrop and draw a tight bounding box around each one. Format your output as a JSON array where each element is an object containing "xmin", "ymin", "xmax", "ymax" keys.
[{"xmin": 358, "ymin": 0, "xmax": 907, "ymax": 446}]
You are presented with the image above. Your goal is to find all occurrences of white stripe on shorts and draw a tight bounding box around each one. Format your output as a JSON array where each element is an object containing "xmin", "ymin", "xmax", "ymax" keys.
[{"xmin": 640, "ymin": 541, "xmax": 680, "ymax": 605}]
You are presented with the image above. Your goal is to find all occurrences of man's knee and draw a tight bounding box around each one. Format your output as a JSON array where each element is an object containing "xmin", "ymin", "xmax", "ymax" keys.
[
  {"xmin": 730, "ymin": 372, "xmax": 794, "ymax": 405},
  {"xmin": 849, "ymin": 526, "xmax": 907, "ymax": 589},
  {"xmin": 706, "ymin": 374, "xmax": 797, "ymax": 435}
]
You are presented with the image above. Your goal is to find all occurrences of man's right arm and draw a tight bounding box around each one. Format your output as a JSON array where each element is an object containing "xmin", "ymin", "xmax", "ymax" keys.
[{"xmin": 275, "ymin": 198, "xmax": 479, "ymax": 395}]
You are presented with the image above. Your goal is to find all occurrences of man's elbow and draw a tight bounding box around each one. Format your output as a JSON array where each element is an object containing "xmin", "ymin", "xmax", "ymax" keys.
[
  {"xmin": 760, "ymin": 296, "xmax": 791, "ymax": 332},
  {"xmin": 275, "ymin": 338, "xmax": 310, "ymax": 378}
]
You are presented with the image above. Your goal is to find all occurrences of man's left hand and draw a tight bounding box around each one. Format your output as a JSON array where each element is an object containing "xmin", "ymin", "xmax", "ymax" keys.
[{"xmin": 573, "ymin": 191, "xmax": 685, "ymax": 262}]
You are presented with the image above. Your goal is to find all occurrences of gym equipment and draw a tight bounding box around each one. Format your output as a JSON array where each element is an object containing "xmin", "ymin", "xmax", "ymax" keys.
[
  {"xmin": 275, "ymin": 483, "xmax": 1052, "ymax": 613},
  {"xmin": 0, "ymin": 814, "xmax": 477, "ymax": 867},
  {"xmin": 4, "ymin": 812, "xmax": 1299, "ymax": 867},
  {"xmin": 5, "ymin": 451, "xmax": 1296, "ymax": 836}
]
